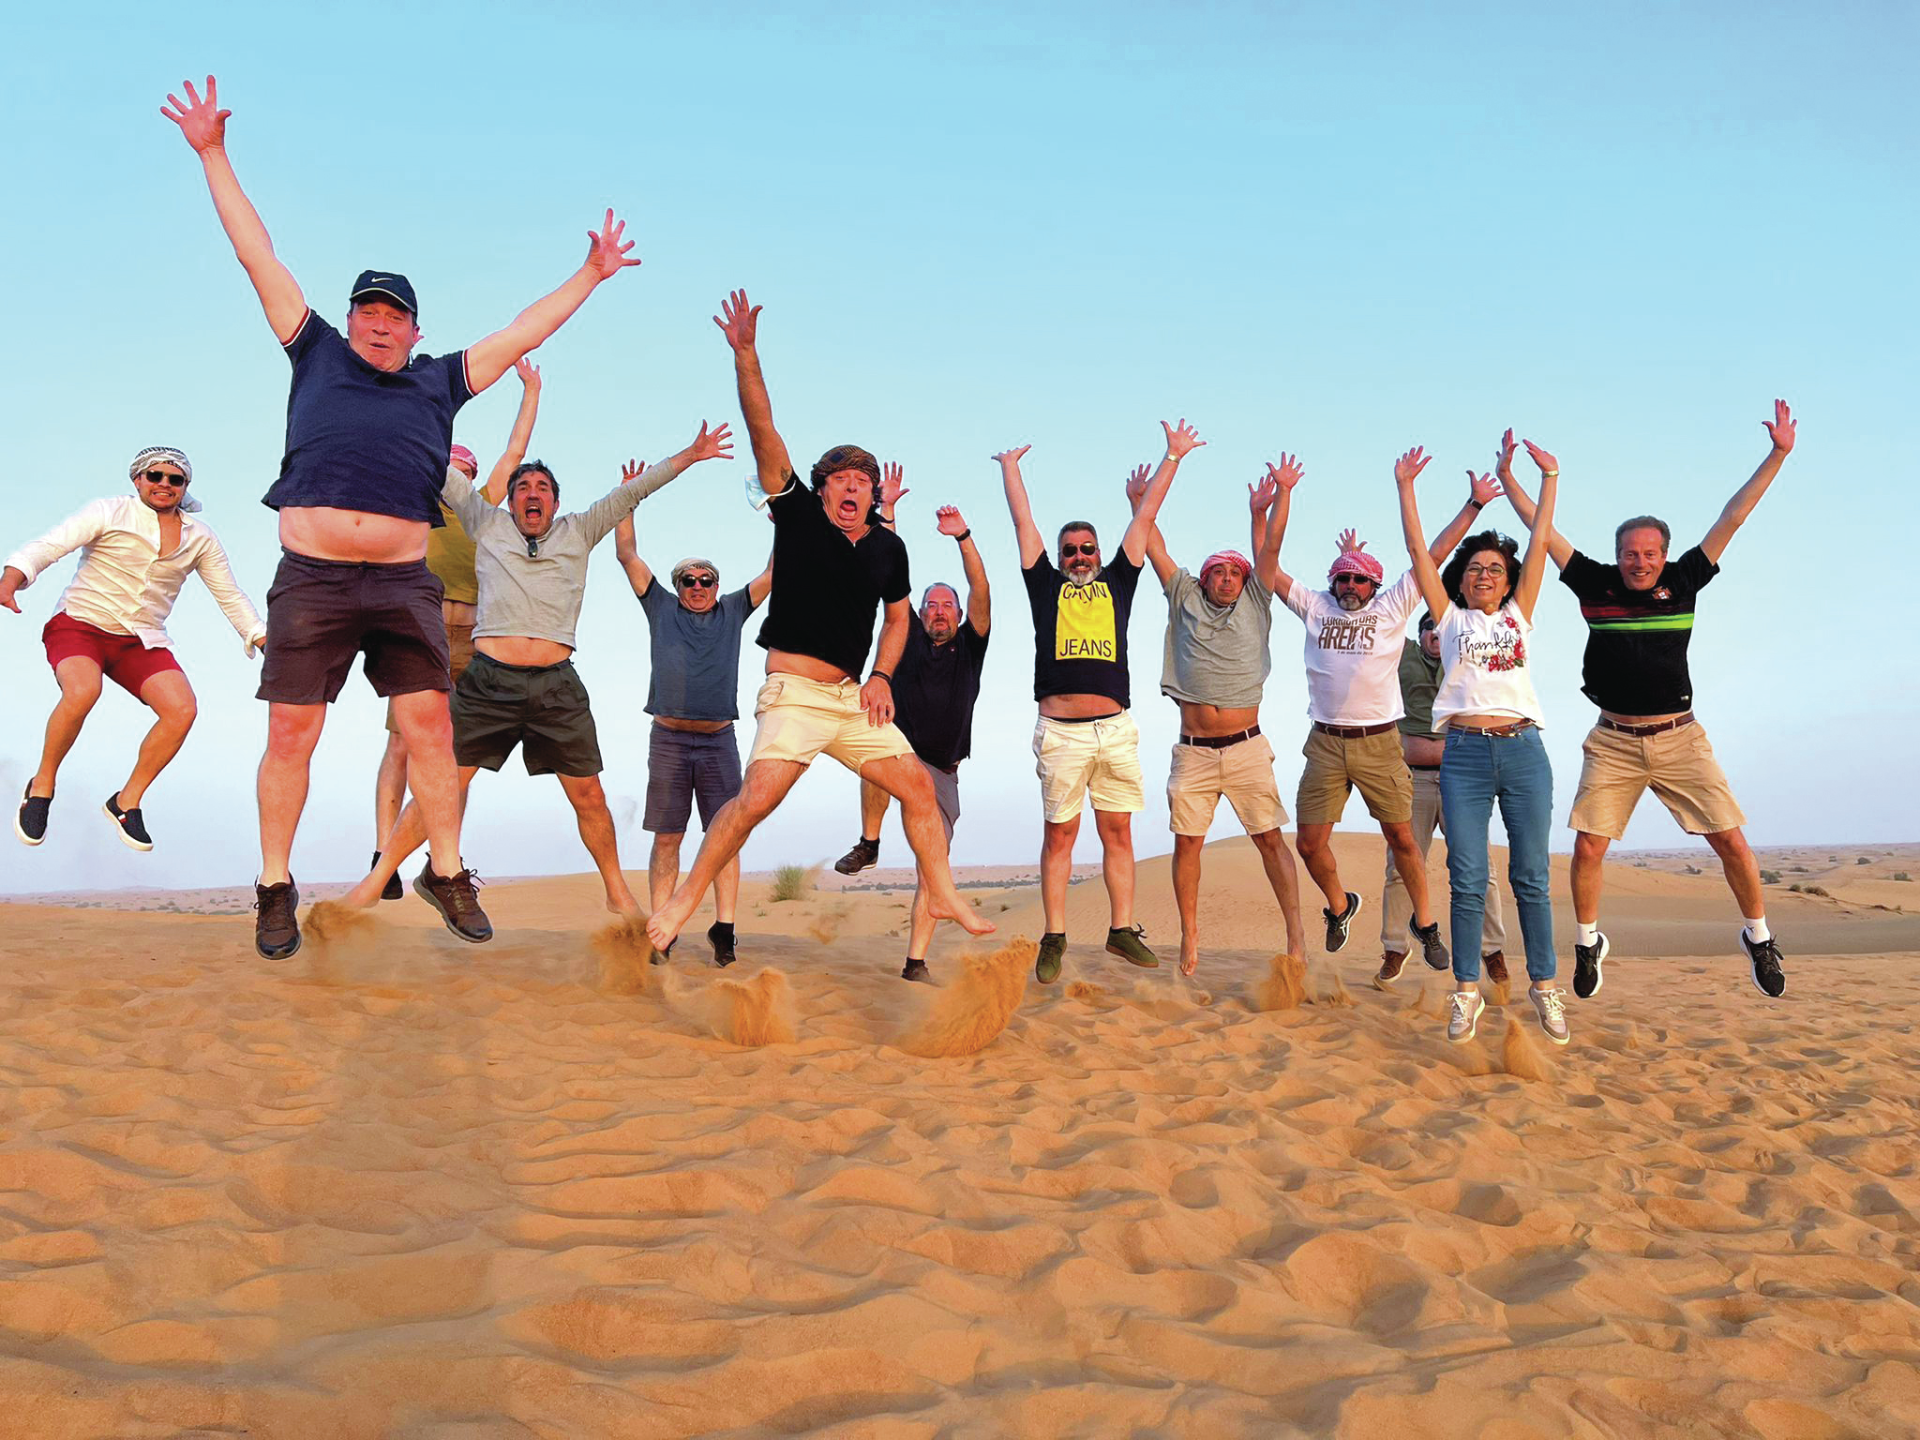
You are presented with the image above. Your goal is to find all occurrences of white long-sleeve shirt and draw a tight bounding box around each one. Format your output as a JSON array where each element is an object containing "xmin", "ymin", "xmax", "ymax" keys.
[{"xmin": 4, "ymin": 494, "xmax": 265, "ymax": 651}]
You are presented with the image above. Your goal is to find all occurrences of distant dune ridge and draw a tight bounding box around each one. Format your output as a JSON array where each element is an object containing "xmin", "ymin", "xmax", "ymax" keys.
[{"xmin": 0, "ymin": 833, "xmax": 1915, "ymax": 1436}]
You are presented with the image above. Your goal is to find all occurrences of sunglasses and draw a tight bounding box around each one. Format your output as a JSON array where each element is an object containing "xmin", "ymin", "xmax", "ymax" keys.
[
  {"xmin": 678, "ymin": 574, "xmax": 716, "ymax": 589},
  {"xmin": 1333, "ymin": 573, "xmax": 1374, "ymax": 585},
  {"xmin": 140, "ymin": 469, "xmax": 188, "ymax": 486},
  {"xmin": 1061, "ymin": 542, "xmax": 1099, "ymax": 557}
]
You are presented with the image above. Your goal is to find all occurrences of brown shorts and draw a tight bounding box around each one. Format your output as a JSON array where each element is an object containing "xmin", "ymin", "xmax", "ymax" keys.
[
  {"xmin": 257, "ymin": 551, "xmax": 450, "ymax": 706},
  {"xmin": 1296, "ymin": 726, "xmax": 1413, "ymax": 826},
  {"xmin": 1569, "ymin": 720, "xmax": 1746, "ymax": 839},
  {"xmin": 386, "ymin": 622, "xmax": 474, "ymax": 732}
]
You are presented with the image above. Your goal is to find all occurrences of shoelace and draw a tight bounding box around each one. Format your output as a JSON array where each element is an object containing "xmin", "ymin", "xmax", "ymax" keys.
[
  {"xmin": 443, "ymin": 868, "xmax": 487, "ymax": 919},
  {"xmin": 1449, "ymin": 992, "xmax": 1478, "ymax": 1024},
  {"xmin": 1535, "ymin": 988, "xmax": 1567, "ymax": 1028}
]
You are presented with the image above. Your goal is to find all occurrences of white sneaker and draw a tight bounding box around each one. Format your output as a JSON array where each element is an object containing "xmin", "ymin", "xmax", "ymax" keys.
[
  {"xmin": 1446, "ymin": 989, "xmax": 1486, "ymax": 1044},
  {"xmin": 1529, "ymin": 985, "xmax": 1571, "ymax": 1046}
]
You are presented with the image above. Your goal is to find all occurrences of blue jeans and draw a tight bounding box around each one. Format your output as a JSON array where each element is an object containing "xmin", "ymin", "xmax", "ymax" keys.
[{"xmin": 1438, "ymin": 727, "xmax": 1556, "ymax": 984}]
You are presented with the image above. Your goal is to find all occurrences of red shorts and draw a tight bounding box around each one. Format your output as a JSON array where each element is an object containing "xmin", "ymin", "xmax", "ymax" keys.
[{"xmin": 43, "ymin": 611, "xmax": 185, "ymax": 698}]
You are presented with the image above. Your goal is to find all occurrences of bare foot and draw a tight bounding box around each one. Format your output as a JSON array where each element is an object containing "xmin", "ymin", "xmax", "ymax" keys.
[
  {"xmin": 928, "ymin": 892, "xmax": 996, "ymax": 937},
  {"xmin": 646, "ymin": 897, "xmax": 692, "ymax": 951},
  {"xmin": 339, "ymin": 878, "xmax": 383, "ymax": 909},
  {"xmin": 1180, "ymin": 945, "xmax": 1199, "ymax": 977}
]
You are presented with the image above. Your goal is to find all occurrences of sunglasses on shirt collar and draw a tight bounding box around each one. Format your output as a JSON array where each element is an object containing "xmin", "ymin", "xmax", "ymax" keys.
[
  {"xmin": 678, "ymin": 574, "xmax": 716, "ymax": 589},
  {"xmin": 140, "ymin": 470, "xmax": 189, "ymax": 486}
]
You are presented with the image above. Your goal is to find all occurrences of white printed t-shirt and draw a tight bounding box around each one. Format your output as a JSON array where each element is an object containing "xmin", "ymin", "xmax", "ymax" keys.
[
  {"xmin": 1431, "ymin": 599, "xmax": 1546, "ymax": 730},
  {"xmin": 1282, "ymin": 570, "xmax": 1422, "ymax": 724}
]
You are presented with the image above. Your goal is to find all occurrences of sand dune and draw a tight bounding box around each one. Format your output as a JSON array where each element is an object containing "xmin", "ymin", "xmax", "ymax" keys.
[{"xmin": 0, "ymin": 839, "xmax": 1916, "ymax": 1437}]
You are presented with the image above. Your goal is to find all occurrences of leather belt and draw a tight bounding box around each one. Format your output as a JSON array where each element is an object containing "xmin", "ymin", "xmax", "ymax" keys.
[
  {"xmin": 1449, "ymin": 719, "xmax": 1538, "ymax": 738},
  {"xmin": 1313, "ymin": 720, "xmax": 1396, "ymax": 739},
  {"xmin": 1409, "ymin": 762, "xmax": 1442, "ymax": 771},
  {"xmin": 1598, "ymin": 712, "xmax": 1695, "ymax": 738},
  {"xmin": 1179, "ymin": 725, "xmax": 1261, "ymax": 749}
]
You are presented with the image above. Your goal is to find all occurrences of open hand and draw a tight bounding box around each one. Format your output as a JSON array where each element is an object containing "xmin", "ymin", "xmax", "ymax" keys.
[
  {"xmin": 583, "ymin": 210, "xmax": 640, "ymax": 281},
  {"xmin": 1125, "ymin": 462, "xmax": 1151, "ymax": 510},
  {"xmin": 1394, "ymin": 446, "xmax": 1430, "ymax": 487},
  {"xmin": 1249, "ymin": 473, "xmax": 1279, "ymax": 515},
  {"xmin": 1522, "ymin": 439, "xmax": 1558, "ymax": 476},
  {"xmin": 1270, "ymin": 452, "xmax": 1304, "ymax": 492},
  {"xmin": 992, "ymin": 444, "xmax": 1031, "ymax": 467},
  {"xmin": 714, "ymin": 289, "xmax": 760, "ymax": 352},
  {"xmin": 161, "ymin": 76, "xmax": 230, "ymax": 152},
  {"xmin": 620, "ymin": 459, "xmax": 649, "ymax": 485},
  {"xmin": 936, "ymin": 505, "xmax": 969, "ymax": 537},
  {"xmin": 1495, "ymin": 427, "xmax": 1518, "ymax": 482},
  {"xmin": 1337, "ymin": 528, "xmax": 1367, "ymax": 555},
  {"xmin": 1469, "ymin": 469, "xmax": 1500, "ymax": 506},
  {"xmin": 1764, "ymin": 398, "xmax": 1796, "ymax": 453},
  {"xmin": 515, "ymin": 357, "xmax": 541, "ymax": 390},
  {"xmin": 688, "ymin": 422, "xmax": 734, "ymax": 465},
  {"xmin": 881, "ymin": 462, "xmax": 909, "ymax": 511},
  {"xmin": 1162, "ymin": 419, "xmax": 1206, "ymax": 459}
]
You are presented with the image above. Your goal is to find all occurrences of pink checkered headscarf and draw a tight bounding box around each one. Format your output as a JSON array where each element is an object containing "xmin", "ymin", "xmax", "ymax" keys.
[
  {"xmin": 1327, "ymin": 549, "xmax": 1385, "ymax": 584},
  {"xmin": 449, "ymin": 444, "xmax": 479, "ymax": 476},
  {"xmin": 1201, "ymin": 549, "xmax": 1252, "ymax": 581}
]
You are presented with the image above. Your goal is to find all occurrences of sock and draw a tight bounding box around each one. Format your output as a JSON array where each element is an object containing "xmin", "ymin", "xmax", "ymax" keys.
[
  {"xmin": 862, "ymin": 834, "xmax": 880, "ymax": 846},
  {"xmin": 1042, "ymin": 931, "xmax": 1066, "ymax": 943},
  {"xmin": 1576, "ymin": 921, "xmax": 1600, "ymax": 947},
  {"xmin": 1743, "ymin": 917, "xmax": 1771, "ymax": 944},
  {"xmin": 708, "ymin": 921, "xmax": 735, "ymax": 943}
]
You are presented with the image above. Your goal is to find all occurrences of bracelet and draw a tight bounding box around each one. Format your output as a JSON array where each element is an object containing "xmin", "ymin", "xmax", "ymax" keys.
[
  {"xmin": 870, "ymin": 670, "xmax": 892, "ymax": 684},
  {"xmin": 1165, "ymin": 453, "xmax": 1182, "ymax": 464},
  {"xmin": 1542, "ymin": 470, "xmax": 1559, "ymax": 477},
  {"xmin": 954, "ymin": 528, "xmax": 971, "ymax": 543}
]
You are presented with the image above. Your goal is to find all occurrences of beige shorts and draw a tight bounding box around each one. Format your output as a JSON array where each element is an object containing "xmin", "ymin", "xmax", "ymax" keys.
[
  {"xmin": 1033, "ymin": 711, "xmax": 1145, "ymax": 822},
  {"xmin": 1168, "ymin": 733, "xmax": 1288, "ymax": 836},
  {"xmin": 1569, "ymin": 720, "xmax": 1746, "ymax": 839},
  {"xmin": 385, "ymin": 622, "xmax": 476, "ymax": 733},
  {"xmin": 1296, "ymin": 726, "xmax": 1414, "ymax": 826},
  {"xmin": 746, "ymin": 674, "xmax": 914, "ymax": 772}
]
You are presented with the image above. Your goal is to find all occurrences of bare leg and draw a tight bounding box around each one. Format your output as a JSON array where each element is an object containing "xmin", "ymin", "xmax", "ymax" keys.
[
  {"xmin": 31, "ymin": 657, "xmax": 105, "ymax": 797},
  {"xmin": 258, "ymin": 702, "xmax": 326, "ymax": 886},
  {"xmin": 648, "ymin": 759, "xmax": 806, "ymax": 948},
  {"xmin": 558, "ymin": 772, "xmax": 639, "ymax": 914},
  {"xmin": 1703, "ymin": 827, "xmax": 1765, "ymax": 919},
  {"xmin": 1381, "ymin": 820, "xmax": 1433, "ymax": 928},
  {"xmin": 1249, "ymin": 827, "xmax": 1307, "ymax": 958},
  {"xmin": 1092, "ymin": 807, "xmax": 1135, "ymax": 928},
  {"xmin": 1572, "ymin": 830, "xmax": 1610, "ymax": 925},
  {"xmin": 714, "ymin": 854, "xmax": 741, "ymax": 924},
  {"xmin": 859, "ymin": 754, "xmax": 992, "ymax": 935},
  {"xmin": 1041, "ymin": 814, "xmax": 1081, "ymax": 932},
  {"xmin": 374, "ymin": 729, "xmax": 409, "ymax": 848},
  {"xmin": 1172, "ymin": 832, "xmax": 1204, "ymax": 975},
  {"xmin": 1294, "ymin": 822, "xmax": 1346, "ymax": 912},
  {"xmin": 389, "ymin": 689, "xmax": 463, "ymax": 879},
  {"xmin": 859, "ymin": 776, "xmax": 889, "ymax": 843},
  {"xmin": 119, "ymin": 669, "xmax": 198, "ymax": 809},
  {"xmin": 344, "ymin": 768, "xmax": 480, "ymax": 906},
  {"xmin": 906, "ymin": 882, "xmax": 936, "ymax": 961},
  {"xmin": 648, "ymin": 832, "xmax": 683, "ymax": 914}
]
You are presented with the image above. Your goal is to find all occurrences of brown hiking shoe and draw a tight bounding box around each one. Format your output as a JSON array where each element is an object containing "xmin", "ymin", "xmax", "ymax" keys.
[
  {"xmin": 1373, "ymin": 950, "xmax": 1408, "ymax": 990},
  {"xmin": 413, "ymin": 863, "xmax": 493, "ymax": 943},
  {"xmin": 1483, "ymin": 949, "xmax": 1509, "ymax": 985},
  {"xmin": 253, "ymin": 879, "xmax": 302, "ymax": 960}
]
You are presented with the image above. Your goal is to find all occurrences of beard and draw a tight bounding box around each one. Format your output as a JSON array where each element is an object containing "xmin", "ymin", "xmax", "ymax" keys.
[{"xmin": 1335, "ymin": 589, "xmax": 1367, "ymax": 611}]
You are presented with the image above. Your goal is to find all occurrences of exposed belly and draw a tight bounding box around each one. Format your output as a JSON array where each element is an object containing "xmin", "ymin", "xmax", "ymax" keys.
[
  {"xmin": 477, "ymin": 636, "xmax": 574, "ymax": 668},
  {"xmin": 1039, "ymin": 693, "xmax": 1123, "ymax": 719},
  {"xmin": 655, "ymin": 716, "xmax": 733, "ymax": 734},
  {"xmin": 1600, "ymin": 707, "xmax": 1691, "ymax": 725},
  {"xmin": 766, "ymin": 649, "xmax": 854, "ymax": 683},
  {"xmin": 280, "ymin": 506, "xmax": 429, "ymax": 564},
  {"xmin": 1175, "ymin": 700, "xmax": 1259, "ymax": 737}
]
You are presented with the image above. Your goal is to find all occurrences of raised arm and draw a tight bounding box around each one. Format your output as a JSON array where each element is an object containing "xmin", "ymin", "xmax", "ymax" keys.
[
  {"xmin": 937, "ymin": 505, "xmax": 991, "ymax": 635},
  {"xmin": 1513, "ymin": 442, "xmax": 1558, "ymax": 621},
  {"xmin": 876, "ymin": 462, "xmax": 910, "ymax": 532},
  {"xmin": 996, "ymin": 445, "xmax": 1045, "ymax": 567},
  {"xmin": 1496, "ymin": 428, "xmax": 1575, "ymax": 569},
  {"xmin": 162, "ymin": 76, "xmax": 307, "ymax": 344},
  {"xmin": 715, "ymin": 290, "xmax": 793, "ymax": 497},
  {"xmin": 1124, "ymin": 464, "xmax": 1178, "ymax": 586},
  {"xmin": 611, "ymin": 459, "xmax": 657, "ymax": 599},
  {"xmin": 1700, "ymin": 400, "xmax": 1795, "ymax": 564},
  {"xmin": 1395, "ymin": 447, "xmax": 1450, "ymax": 619},
  {"xmin": 1255, "ymin": 454, "xmax": 1303, "ymax": 593},
  {"xmin": 579, "ymin": 422, "xmax": 733, "ymax": 546},
  {"xmin": 1120, "ymin": 419, "xmax": 1205, "ymax": 564},
  {"xmin": 463, "ymin": 211, "xmax": 639, "ymax": 394},
  {"xmin": 745, "ymin": 545, "xmax": 775, "ymax": 610},
  {"xmin": 1427, "ymin": 467, "xmax": 1504, "ymax": 563},
  {"xmin": 480, "ymin": 359, "xmax": 543, "ymax": 506}
]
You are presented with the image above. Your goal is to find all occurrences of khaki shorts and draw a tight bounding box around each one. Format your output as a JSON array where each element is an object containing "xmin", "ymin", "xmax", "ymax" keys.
[
  {"xmin": 1033, "ymin": 711, "xmax": 1145, "ymax": 822},
  {"xmin": 746, "ymin": 673, "xmax": 914, "ymax": 772},
  {"xmin": 1168, "ymin": 733, "xmax": 1288, "ymax": 837},
  {"xmin": 1296, "ymin": 726, "xmax": 1413, "ymax": 826},
  {"xmin": 386, "ymin": 622, "xmax": 475, "ymax": 733},
  {"xmin": 1569, "ymin": 720, "xmax": 1746, "ymax": 839}
]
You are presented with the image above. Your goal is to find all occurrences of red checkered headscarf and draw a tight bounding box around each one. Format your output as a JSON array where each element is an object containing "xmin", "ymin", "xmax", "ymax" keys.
[
  {"xmin": 449, "ymin": 444, "xmax": 479, "ymax": 476},
  {"xmin": 1328, "ymin": 550, "xmax": 1385, "ymax": 584},
  {"xmin": 1201, "ymin": 550, "xmax": 1252, "ymax": 581}
]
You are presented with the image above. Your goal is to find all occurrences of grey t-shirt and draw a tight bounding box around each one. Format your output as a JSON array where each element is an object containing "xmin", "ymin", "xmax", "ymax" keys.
[
  {"xmin": 640, "ymin": 581, "xmax": 755, "ymax": 721},
  {"xmin": 1159, "ymin": 566, "xmax": 1275, "ymax": 708},
  {"xmin": 441, "ymin": 463, "xmax": 671, "ymax": 649}
]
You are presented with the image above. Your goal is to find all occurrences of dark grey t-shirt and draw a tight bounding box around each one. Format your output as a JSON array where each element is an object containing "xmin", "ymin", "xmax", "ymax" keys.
[{"xmin": 640, "ymin": 581, "xmax": 755, "ymax": 721}]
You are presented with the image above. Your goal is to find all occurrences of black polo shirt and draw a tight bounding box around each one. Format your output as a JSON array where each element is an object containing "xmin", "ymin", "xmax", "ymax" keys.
[
  {"xmin": 1023, "ymin": 553, "xmax": 1141, "ymax": 707},
  {"xmin": 1560, "ymin": 545, "xmax": 1718, "ymax": 715},
  {"xmin": 894, "ymin": 615, "xmax": 990, "ymax": 769},
  {"xmin": 266, "ymin": 311, "xmax": 475, "ymax": 526},
  {"xmin": 756, "ymin": 476, "xmax": 910, "ymax": 678}
]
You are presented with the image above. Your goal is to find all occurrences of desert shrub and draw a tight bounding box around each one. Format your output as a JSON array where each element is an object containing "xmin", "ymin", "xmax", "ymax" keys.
[
  {"xmin": 1760, "ymin": 869, "xmax": 1781, "ymax": 885},
  {"xmin": 1895, "ymin": 872, "xmax": 1912, "ymax": 882},
  {"xmin": 1684, "ymin": 864, "xmax": 1702, "ymax": 875},
  {"xmin": 769, "ymin": 864, "xmax": 814, "ymax": 902},
  {"xmin": 1858, "ymin": 856, "xmax": 1871, "ymax": 866}
]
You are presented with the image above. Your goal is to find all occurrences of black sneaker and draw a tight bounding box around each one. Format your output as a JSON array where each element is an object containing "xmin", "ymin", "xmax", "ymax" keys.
[
  {"xmin": 103, "ymin": 793, "xmax": 153, "ymax": 852},
  {"xmin": 253, "ymin": 879, "xmax": 302, "ymax": 960},
  {"xmin": 1743, "ymin": 931, "xmax": 1786, "ymax": 998},
  {"xmin": 1323, "ymin": 891, "xmax": 1362, "ymax": 953},
  {"xmin": 1573, "ymin": 933, "xmax": 1609, "ymax": 999},
  {"xmin": 371, "ymin": 849, "xmax": 403, "ymax": 902},
  {"xmin": 708, "ymin": 922, "xmax": 737, "ymax": 968},
  {"xmin": 1036, "ymin": 932, "xmax": 1067, "ymax": 984},
  {"xmin": 652, "ymin": 937, "xmax": 674, "ymax": 967},
  {"xmin": 901, "ymin": 958, "xmax": 932, "ymax": 983},
  {"xmin": 1105, "ymin": 924, "xmax": 1160, "ymax": 969},
  {"xmin": 1410, "ymin": 919, "xmax": 1450, "ymax": 972},
  {"xmin": 413, "ymin": 863, "xmax": 494, "ymax": 943},
  {"xmin": 15, "ymin": 786, "xmax": 50, "ymax": 846},
  {"xmin": 833, "ymin": 836, "xmax": 880, "ymax": 876}
]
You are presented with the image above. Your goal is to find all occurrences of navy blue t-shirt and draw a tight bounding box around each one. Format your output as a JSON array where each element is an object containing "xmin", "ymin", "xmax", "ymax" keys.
[
  {"xmin": 640, "ymin": 580, "xmax": 755, "ymax": 722},
  {"xmin": 265, "ymin": 311, "xmax": 477, "ymax": 525}
]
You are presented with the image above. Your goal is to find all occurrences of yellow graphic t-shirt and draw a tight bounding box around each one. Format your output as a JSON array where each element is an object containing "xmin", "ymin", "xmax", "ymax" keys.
[
  {"xmin": 1023, "ymin": 554, "xmax": 1141, "ymax": 705},
  {"xmin": 1055, "ymin": 580, "xmax": 1118, "ymax": 661}
]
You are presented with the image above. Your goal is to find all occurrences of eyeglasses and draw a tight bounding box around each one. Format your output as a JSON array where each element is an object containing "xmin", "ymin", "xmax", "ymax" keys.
[
  {"xmin": 1061, "ymin": 542, "xmax": 1099, "ymax": 557},
  {"xmin": 1464, "ymin": 563, "xmax": 1509, "ymax": 578},
  {"xmin": 678, "ymin": 574, "xmax": 716, "ymax": 589},
  {"xmin": 140, "ymin": 470, "xmax": 188, "ymax": 486}
]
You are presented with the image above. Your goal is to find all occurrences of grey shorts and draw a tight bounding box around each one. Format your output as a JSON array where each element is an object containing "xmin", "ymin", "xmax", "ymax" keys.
[
  {"xmin": 923, "ymin": 759, "xmax": 961, "ymax": 843},
  {"xmin": 645, "ymin": 722, "xmax": 744, "ymax": 832}
]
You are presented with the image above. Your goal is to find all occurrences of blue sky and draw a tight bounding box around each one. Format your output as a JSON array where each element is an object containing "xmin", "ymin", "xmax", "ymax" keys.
[{"xmin": 3, "ymin": 1, "xmax": 1915, "ymax": 893}]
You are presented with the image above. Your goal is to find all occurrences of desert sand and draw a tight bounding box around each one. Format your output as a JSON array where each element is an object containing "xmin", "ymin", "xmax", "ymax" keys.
[{"xmin": 1, "ymin": 832, "xmax": 1916, "ymax": 1438}]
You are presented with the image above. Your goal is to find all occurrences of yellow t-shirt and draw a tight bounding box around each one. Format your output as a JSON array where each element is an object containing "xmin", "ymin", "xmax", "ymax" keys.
[{"xmin": 425, "ymin": 499, "xmax": 478, "ymax": 604}]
